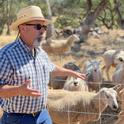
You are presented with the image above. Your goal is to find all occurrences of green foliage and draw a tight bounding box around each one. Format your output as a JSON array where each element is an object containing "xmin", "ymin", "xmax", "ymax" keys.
[
  {"xmin": 95, "ymin": 0, "xmax": 120, "ymax": 29},
  {"xmin": 0, "ymin": 0, "xmax": 124, "ymax": 34},
  {"xmin": 62, "ymin": 0, "xmax": 86, "ymax": 8},
  {"xmin": 55, "ymin": 15, "xmax": 81, "ymax": 28},
  {"xmin": 109, "ymin": 0, "xmax": 115, "ymax": 9}
]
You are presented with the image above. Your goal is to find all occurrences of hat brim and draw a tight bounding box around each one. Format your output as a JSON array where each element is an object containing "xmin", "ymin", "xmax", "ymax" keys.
[{"xmin": 10, "ymin": 17, "xmax": 50, "ymax": 31}]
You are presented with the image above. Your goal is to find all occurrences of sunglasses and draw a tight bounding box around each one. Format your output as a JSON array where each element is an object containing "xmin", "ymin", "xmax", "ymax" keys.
[{"xmin": 25, "ymin": 24, "xmax": 47, "ymax": 30}]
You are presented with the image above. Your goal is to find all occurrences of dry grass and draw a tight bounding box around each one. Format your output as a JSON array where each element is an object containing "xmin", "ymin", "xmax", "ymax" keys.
[{"xmin": 0, "ymin": 35, "xmax": 16, "ymax": 47}]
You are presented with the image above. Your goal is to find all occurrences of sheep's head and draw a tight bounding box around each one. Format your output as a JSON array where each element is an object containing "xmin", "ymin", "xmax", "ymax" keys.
[
  {"xmin": 114, "ymin": 85, "xmax": 124, "ymax": 110},
  {"xmin": 71, "ymin": 34, "xmax": 80, "ymax": 42},
  {"xmin": 114, "ymin": 51, "xmax": 124, "ymax": 65},
  {"xmin": 85, "ymin": 60, "xmax": 102, "ymax": 82},
  {"xmin": 100, "ymin": 88, "xmax": 118, "ymax": 110},
  {"xmin": 67, "ymin": 34, "xmax": 80, "ymax": 45},
  {"xmin": 64, "ymin": 77, "xmax": 87, "ymax": 91}
]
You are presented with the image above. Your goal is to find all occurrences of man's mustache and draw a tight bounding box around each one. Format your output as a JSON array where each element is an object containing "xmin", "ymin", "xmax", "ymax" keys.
[{"xmin": 36, "ymin": 33, "xmax": 45, "ymax": 41}]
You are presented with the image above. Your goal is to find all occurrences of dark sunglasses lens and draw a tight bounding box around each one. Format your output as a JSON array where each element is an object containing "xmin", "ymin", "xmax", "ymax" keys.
[
  {"xmin": 36, "ymin": 24, "xmax": 42, "ymax": 30},
  {"xmin": 36, "ymin": 24, "xmax": 47, "ymax": 30}
]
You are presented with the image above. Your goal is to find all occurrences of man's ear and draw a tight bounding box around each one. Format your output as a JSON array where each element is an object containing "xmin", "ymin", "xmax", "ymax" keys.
[{"xmin": 18, "ymin": 25, "xmax": 26, "ymax": 32}]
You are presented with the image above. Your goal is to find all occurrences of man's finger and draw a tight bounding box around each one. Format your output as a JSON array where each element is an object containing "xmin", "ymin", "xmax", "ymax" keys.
[
  {"xmin": 28, "ymin": 88, "xmax": 41, "ymax": 93},
  {"xmin": 28, "ymin": 88, "xmax": 42, "ymax": 95},
  {"xmin": 31, "ymin": 92, "xmax": 42, "ymax": 97},
  {"xmin": 82, "ymin": 74, "xmax": 86, "ymax": 78}
]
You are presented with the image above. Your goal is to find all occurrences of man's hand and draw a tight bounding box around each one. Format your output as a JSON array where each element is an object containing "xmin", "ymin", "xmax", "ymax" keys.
[
  {"xmin": 73, "ymin": 72, "xmax": 86, "ymax": 80},
  {"xmin": 18, "ymin": 80, "xmax": 41, "ymax": 97},
  {"xmin": 0, "ymin": 80, "xmax": 41, "ymax": 98},
  {"xmin": 52, "ymin": 65, "xmax": 86, "ymax": 80}
]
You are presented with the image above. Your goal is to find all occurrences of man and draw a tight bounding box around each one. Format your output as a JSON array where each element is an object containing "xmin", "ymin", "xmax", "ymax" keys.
[{"xmin": 0, "ymin": 6, "xmax": 85, "ymax": 124}]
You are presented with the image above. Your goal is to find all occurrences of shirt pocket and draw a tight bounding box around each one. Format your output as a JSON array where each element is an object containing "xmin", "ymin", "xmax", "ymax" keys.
[{"xmin": 13, "ymin": 68, "xmax": 30, "ymax": 85}]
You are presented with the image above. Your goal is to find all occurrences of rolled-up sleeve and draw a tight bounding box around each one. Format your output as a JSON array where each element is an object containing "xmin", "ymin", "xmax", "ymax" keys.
[
  {"xmin": 45, "ymin": 55, "xmax": 56, "ymax": 72},
  {"xmin": 0, "ymin": 53, "xmax": 13, "ymax": 85},
  {"xmin": 41, "ymin": 50, "xmax": 56, "ymax": 72}
]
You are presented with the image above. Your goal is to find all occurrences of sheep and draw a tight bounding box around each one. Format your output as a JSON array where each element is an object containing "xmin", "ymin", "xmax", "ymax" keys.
[
  {"xmin": 48, "ymin": 87, "xmax": 118, "ymax": 124},
  {"xmin": 82, "ymin": 60, "xmax": 102, "ymax": 91},
  {"xmin": 112, "ymin": 62, "xmax": 124, "ymax": 84},
  {"xmin": 49, "ymin": 62, "xmax": 80, "ymax": 89},
  {"xmin": 114, "ymin": 87, "xmax": 124, "ymax": 124},
  {"xmin": 63, "ymin": 62, "xmax": 81, "ymax": 73},
  {"xmin": 49, "ymin": 76, "xmax": 66, "ymax": 89},
  {"xmin": 63, "ymin": 77, "xmax": 89, "ymax": 91},
  {"xmin": 102, "ymin": 50, "xmax": 124, "ymax": 81},
  {"xmin": 42, "ymin": 34, "xmax": 79, "ymax": 55}
]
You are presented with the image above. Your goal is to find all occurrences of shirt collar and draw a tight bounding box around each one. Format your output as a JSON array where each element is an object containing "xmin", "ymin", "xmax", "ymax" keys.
[
  {"xmin": 17, "ymin": 37, "xmax": 41, "ymax": 55},
  {"xmin": 17, "ymin": 37, "xmax": 31, "ymax": 53}
]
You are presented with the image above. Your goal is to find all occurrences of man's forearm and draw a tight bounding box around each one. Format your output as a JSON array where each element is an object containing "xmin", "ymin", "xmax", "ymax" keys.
[
  {"xmin": 0, "ymin": 82, "xmax": 42, "ymax": 98},
  {"xmin": 0, "ymin": 85, "xmax": 20, "ymax": 98},
  {"xmin": 52, "ymin": 65, "xmax": 80, "ymax": 77},
  {"xmin": 51, "ymin": 65, "xmax": 86, "ymax": 80}
]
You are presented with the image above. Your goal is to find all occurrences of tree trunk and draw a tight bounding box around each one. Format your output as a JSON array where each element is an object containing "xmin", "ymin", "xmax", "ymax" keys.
[
  {"xmin": 45, "ymin": 0, "xmax": 55, "ymax": 39},
  {"xmin": 6, "ymin": 23, "xmax": 10, "ymax": 35},
  {"xmin": 80, "ymin": 0, "xmax": 108, "ymax": 41}
]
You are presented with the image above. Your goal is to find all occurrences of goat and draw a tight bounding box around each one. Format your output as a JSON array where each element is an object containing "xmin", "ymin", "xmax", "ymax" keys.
[
  {"xmin": 102, "ymin": 50, "xmax": 124, "ymax": 81},
  {"xmin": 48, "ymin": 87, "xmax": 118, "ymax": 124}
]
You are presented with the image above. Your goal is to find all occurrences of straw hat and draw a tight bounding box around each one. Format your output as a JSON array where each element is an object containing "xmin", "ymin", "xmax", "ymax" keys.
[{"xmin": 10, "ymin": 5, "xmax": 48, "ymax": 31}]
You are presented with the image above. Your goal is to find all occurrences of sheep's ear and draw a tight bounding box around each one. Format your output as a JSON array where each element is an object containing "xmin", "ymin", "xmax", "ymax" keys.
[{"xmin": 112, "ymin": 84, "xmax": 124, "ymax": 93}]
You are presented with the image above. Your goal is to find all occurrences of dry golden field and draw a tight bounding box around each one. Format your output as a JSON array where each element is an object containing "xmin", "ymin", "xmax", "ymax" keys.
[{"xmin": 0, "ymin": 35, "xmax": 16, "ymax": 47}]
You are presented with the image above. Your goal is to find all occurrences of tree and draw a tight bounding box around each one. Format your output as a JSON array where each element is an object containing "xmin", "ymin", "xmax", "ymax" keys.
[
  {"xmin": 45, "ymin": 0, "xmax": 56, "ymax": 39},
  {"xmin": 79, "ymin": 0, "xmax": 108, "ymax": 41},
  {"xmin": 114, "ymin": 0, "xmax": 124, "ymax": 29},
  {"xmin": 0, "ymin": 0, "xmax": 6, "ymax": 34}
]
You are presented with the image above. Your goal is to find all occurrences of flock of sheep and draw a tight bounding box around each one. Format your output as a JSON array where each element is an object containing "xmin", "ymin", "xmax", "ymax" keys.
[{"xmin": 47, "ymin": 49, "xmax": 124, "ymax": 124}]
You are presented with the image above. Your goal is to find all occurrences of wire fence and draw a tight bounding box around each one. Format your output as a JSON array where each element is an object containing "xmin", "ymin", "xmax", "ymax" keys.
[{"xmin": 48, "ymin": 79, "xmax": 124, "ymax": 124}]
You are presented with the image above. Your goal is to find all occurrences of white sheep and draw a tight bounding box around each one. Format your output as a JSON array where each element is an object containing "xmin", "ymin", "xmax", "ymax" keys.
[
  {"xmin": 102, "ymin": 50, "xmax": 124, "ymax": 81},
  {"xmin": 112, "ymin": 62, "xmax": 124, "ymax": 84},
  {"xmin": 63, "ymin": 77, "xmax": 89, "ymax": 91},
  {"xmin": 48, "ymin": 87, "xmax": 118, "ymax": 124},
  {"xmin": 82, "ymin": 60, "xmax": 102, "ymax": 91},
  {"xmin": 49, "ymin": 62, "xmax": 80, "ymax": 89},
  {"xmin": 114, "ymin": 87, "xmax": 124, "ymax": 124},
  {"xmin": 42, "ymin": 34, "xmax": 79, "ymax": 55}
]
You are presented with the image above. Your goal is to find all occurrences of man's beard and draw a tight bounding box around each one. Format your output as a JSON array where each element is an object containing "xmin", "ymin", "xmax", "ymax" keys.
[{"xmin": 33, "ymin": 34, "xmax": 46, "ymax": 48}]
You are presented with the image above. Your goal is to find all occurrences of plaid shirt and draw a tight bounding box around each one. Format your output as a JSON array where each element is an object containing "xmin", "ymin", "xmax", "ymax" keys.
[{"xmin": 0, "ymin": 38, "xmax": 55, "ymax": 113}]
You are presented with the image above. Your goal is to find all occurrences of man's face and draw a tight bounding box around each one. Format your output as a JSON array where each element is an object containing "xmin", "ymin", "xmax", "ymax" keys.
[{"xmin": 19, "ymin": 20, "xmax": 47, "ymax": 48}]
